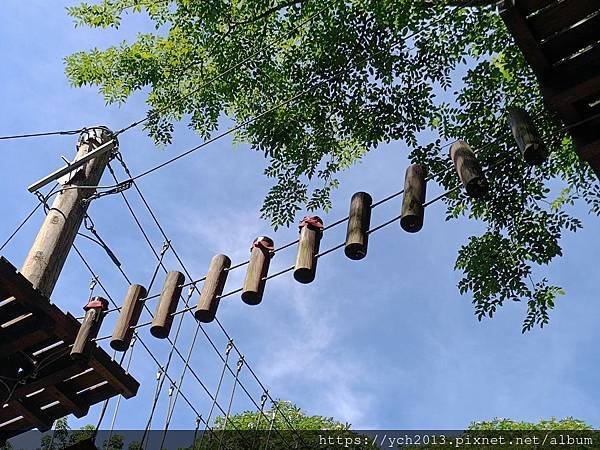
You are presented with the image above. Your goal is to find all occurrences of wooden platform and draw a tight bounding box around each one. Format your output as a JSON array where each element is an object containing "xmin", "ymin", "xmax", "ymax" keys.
[
  {"xmin": 0, "ymin": 257, "xmax": 138, "ymax": 440},
  {"xmin": 500, "ymin": 0, "xmax": 600, "ymax": 176}
]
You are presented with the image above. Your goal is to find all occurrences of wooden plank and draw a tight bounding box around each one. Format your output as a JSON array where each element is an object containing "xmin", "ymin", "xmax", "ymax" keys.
[
  {"xmin": 0, "ymin": 259, "xmax": 78, "ymax": 342},
  {"xmin": 45, "ymin": 385, "xmax": 88, "ymax": 418},
  {"xmin": 10, "ymin": 359, "xmax": 87, "ymax": 400},
  {"xmin": 77, "ymin": 382, "xmax": 117, "ymax": 407},
  {"xmin": 519, "ymin": 0, "xmax": 557, "ymax": 16},
  {"xmin": 0, "ymin": 315, "xmax": 51, "ymax": 357},
  {"xmin": 500, "ymin": 1, "xmax": 550, "ymax": 75},
  {"xmin": 0, "ymin": 256, "xmax": 139, "ymax": 438},
  {"xmin": 542, "ymin": 12, "xmax": 600, "ymax": 64},
  {"xmin": 0, "ymin": 297, "xmax": 28, "ymax": 324},
  {"xmin": 88, "ymin": 348, "xmax": 139, "ymax": 399},
  {"xmin": 528, "ymin": 0, "xmax": 600, "ymax": 41},
  {"xmin": 10, "ymin": 399, "xmax": 52, "ymax": 431},
  {"xmin": 64, "ymin": 369, "xmax": 104, "ymax": 394}
]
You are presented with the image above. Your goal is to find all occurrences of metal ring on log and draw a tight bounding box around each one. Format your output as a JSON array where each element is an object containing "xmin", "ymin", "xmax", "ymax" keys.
[
  {"xmin": 71, "ymin": 296, "xmax": 109, "ymax": 359},
  {"xmin": 294, "ymin": 216, "xmax": 324, "ymax": 284},
  {"xmin": 241, "ymin": 236, "xmax": 274, "ymax": 305}
]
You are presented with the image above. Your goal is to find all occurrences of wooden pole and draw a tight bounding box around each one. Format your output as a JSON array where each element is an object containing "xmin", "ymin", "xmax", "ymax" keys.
[
  {"xmin": 241, "ymin": 237, "xmax": 274, "ymax": 305},
  {"xmin": 450, "ymin": 140, "xmax": 488, "ymax": 199},
  {"xmin": 111, "ymin": 284, "xmax": 147, "ymax": 351},
  {"xmin": 71, "ymin": 297, "xmax": 108, "ymax": 359},
  {"xmin": 195, "ymin": 254, "xmax": 231, "ymax": 323},
  {"xmin": 508, "ymin": 107, "xmax": 546, "ymax": 165},
  {"xmin": 400, "ymin": 164, "xmax": 427, "ymax": 233},
  {"xmin": 150, "ymin": 271, "xmax": 185, "ymax": 339},
  {"xmin": 344, "ymin": 192, "xmax": 372, "ymax": 260},
  {"xmin": 294, "ymin": 216, "xmax": 323, "ymax": 284},
  {"xmin": 21, "ymin": 127, "xmax": 116, "ymax": 298}
]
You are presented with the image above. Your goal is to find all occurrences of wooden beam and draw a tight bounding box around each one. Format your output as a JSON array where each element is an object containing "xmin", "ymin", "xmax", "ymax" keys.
[
  {"xmin": 500, "ymin": 1, "xmax": 550, "ymax": 75},
  {"xmin": 542, "ymin": 12, "xmax": 600, "ymax": 64},
  {"xmin": 21, "ymin": 127, "xmax": 115, "ymax": 298},
  {"xmin": 88, "ymin": 348, "xmax": 139, "ymax": 399},
  {"xmin": 45, "ymin": 385, "xmax": 88, "ymax": 418},
  {"xmin": 11, "ymin": 399, "xmax": 52, "ymax": 431},
  {"xmin": 528, "ymin": 0, "xmax": 600, "ymax": 41}
]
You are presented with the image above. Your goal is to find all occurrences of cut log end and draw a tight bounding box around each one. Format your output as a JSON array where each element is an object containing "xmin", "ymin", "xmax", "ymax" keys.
[
  {"xmin": 344, "ymin": 242, "xmax": 367, "ymax": 260},
  {"xmin": 194, "ymin": 309, "xmax": 215, "ymax": 323},
  {"xmin": 293, "ymin": 267, "xmax": 316, "ymax": 284},
  {"xmin": 524, "ymin": 143, "xmax": 547, "ymax": 165},
  {"xmin": 400, "ymin": 214, "xmax": 424, "ymax": 233},
  {"xmin": 465, "ymin": 177, "xmax": 489, "ymax": 198},
  {"xmin": 150, "ymin": 325, "xmax": 170, "ymax": 339},
  {"xmin": 241, "ymin": 290, "xmax": 263, "ymax": 306},
  {"xmin": 109, "ymin": 339, "xmax": 128, "ymax": 352}
]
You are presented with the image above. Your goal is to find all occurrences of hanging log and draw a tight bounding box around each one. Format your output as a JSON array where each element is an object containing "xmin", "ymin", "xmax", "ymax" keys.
[
  {"xmin": 150, "ymin": 271, "xmax": 185, "ymax": 339},
  {"xmin": 71, "ymin": 297, "xmax": 108, "ymax": 359},
  {"xmin": 450, "ymin": 140, "xmax": 488, "ymax": 198},
  {"xmin": 344, "ymin": 192, "xmax": 372, "ymax": 260},
  {"xmin": 241, "ymin": 236, "xmax": 274, "ymax": 305},
  {"xmin": 401, "ymin": 164, "xmax": 427, "ymax": 233},
  {"xmin": 195, "ymin": 254, "xmax": 231, "ymax": 323},
  {"xmin": 294, "ymin": 216, "xmax": 323, "ymax": 284},
  {"xmin": 508, "ymin": 107, "xmax": 546, "ymax": 165},
  {"xmin": 110, "ymin": 284, "xmax": 147, "ymax": 351}
]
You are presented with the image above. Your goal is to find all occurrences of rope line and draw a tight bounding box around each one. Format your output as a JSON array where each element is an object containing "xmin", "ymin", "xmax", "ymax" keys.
[
  {"xmin": 0, "ymin": 128, "xmax": 84, "ymax": 141},
  {"xmin": 106, "ymin": 155, "xmax": 299, "ymax": 447}
]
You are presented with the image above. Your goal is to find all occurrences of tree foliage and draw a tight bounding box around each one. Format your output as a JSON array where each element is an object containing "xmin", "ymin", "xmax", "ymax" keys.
[{"xmin": 64, "ymin": 0, "xmax": 600, "ymax": 330}]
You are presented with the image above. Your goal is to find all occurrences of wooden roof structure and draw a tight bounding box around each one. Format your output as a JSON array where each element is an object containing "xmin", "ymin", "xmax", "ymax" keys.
[
  {"xmin": 0, "ymin": 257, "xmax": 139, "ymax": 440},
  {"xmin": 500, "ymin": 0, "xmax": 600, "ymax": 176}
]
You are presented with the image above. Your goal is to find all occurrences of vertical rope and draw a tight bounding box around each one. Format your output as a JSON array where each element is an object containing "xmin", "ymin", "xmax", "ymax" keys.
[
  {"xmin": 199, "ymin": 340, "xmax": 233, "ymax": 447},
  {"xmin": 104, "ymin": 334, "xmax": 138, "ymax": 449},
  {"xmin": 263, "ymin": 409, "xmax": 277, "ymax": 450},
  {"xmin": 251, "ymin": 391, "xmax": 269, "ymax": 449},
  {"xmin": 218, "ymin": 356, "xmax": 244, "ymax": 450}
]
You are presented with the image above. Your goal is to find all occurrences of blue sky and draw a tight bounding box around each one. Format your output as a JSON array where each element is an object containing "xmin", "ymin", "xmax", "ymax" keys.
[{"xmin": 1, "ymin": 1, "xmax": 599, "ymax": 435}]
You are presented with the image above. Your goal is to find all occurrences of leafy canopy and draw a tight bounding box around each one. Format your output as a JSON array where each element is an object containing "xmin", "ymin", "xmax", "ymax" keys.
[{"xmin": 65, "ymin": 0, "xmax": 599, "ymax": 331}]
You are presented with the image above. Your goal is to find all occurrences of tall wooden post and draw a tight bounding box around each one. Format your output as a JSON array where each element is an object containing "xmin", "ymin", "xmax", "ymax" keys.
[{"xmin": 20, "ymin": 127, "xmax": 116, "ymax": 298}]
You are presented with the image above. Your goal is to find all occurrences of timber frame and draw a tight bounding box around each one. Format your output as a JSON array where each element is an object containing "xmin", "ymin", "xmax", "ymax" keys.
[
  {"xmin": 0, "ymin": 257, "xmax": 138, "ymax": 439},
  {"xmin": 500, "ymin": 0, "xmax": 600, "ymax": 176}
]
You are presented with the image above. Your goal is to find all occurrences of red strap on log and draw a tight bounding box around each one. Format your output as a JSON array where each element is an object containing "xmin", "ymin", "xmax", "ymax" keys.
[
  {"xmin": 299, "ymin": 216, "xmax": 324, "ymax": 232},
  {"xmin": 84, "ymin": 296, "xmax": 109, "ymax": 311},
  {"xmin": 251, "ymin": 236, "xmax": 275, "ymax": 254}
]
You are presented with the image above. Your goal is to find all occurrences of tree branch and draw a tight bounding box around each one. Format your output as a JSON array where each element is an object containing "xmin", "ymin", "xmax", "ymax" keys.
[{"xmin": 231, "ymin": 0, "xmax": 307, "ymax": 27}]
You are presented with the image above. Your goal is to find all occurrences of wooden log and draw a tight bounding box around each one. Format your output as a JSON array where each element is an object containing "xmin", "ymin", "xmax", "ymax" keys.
[
  {"xmin": 450, "ymin": 140, "xmax": 488, "ymax": 198},
  {"xmin": 401, "ymin": 164, "xmax": 427, "ymax": 233},
  {"xmin": 294, "ymin": 216, "xmax": 323, "ymax": 284},
  {"xmin": 195, "ymin": 254, "xmax": 231, "ymax": 323},
  {"xmin": 71, "ymin": 297, "xmax": 108, "ymax": 359},
  {"xmin": 241, "ymin": 237, "xmax": 274, "ymax": 305},
  {"xmin": 344, "ymin": 192, "xmax": 372, "ymax": 260},
  {"xmin": 21, "ymin": 127, "xmax": 115, "ymax": 298},
  {"xmin": 110, "ymin": 284, "xmax": 147, "ymax": 351},
  {"xmin": 150, "ymin": 271, "xmax": 185, "ymax": 339},
  {"xmin": 508, "ymin": 107, "xmax": 546, "ymax": 165}
]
